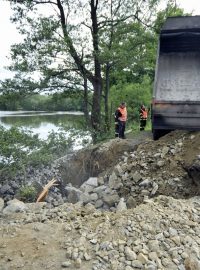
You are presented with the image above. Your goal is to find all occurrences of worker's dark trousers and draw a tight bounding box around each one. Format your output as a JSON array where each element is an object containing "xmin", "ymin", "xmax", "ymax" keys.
[
  {"xmin": 115, "ymin": 122, "xmax": 119, "ymax": 137},
  {"xmin": 118, "ymin": 121, "xmax": 126, "ymax": 139},
  {"xmin": 140, "ymin": 119, "xmax": 147, "ymax": 131}
]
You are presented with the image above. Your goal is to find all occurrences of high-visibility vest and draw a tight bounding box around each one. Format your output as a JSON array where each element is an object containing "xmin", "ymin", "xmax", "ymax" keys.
[
  {"xmin": 141, "ymin": 109, "xmax": 148, "ymax": 119},
  {"xmin": 118, "ymin": 107, "xmax": 127, "ymax": 121}
]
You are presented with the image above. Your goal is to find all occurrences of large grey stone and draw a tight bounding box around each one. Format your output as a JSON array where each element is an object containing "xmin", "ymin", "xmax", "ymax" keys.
[
  {"xmin": 0, "ymin": 197, "xmax": 4, "ymax": 212},
  {"xmin": 65, "ymin": 186, "xmax": 82, "ymax": 203},
  {"xmin": 116, "ymin": 198, "xmax": 127, "ymax": 212},
  {"xmin": 102, "ymin": 193, "xmax": 120, "ymax": 207},
  {"xmin": 3, "ymin": 199, "xmax": 27, "ymax": 214}
]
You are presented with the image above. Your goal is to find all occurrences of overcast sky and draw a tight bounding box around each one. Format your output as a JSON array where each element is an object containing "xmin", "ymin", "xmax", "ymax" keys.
[{"xmin": 1, "ymin": 0, "xmax": 200, "ymax": 80}]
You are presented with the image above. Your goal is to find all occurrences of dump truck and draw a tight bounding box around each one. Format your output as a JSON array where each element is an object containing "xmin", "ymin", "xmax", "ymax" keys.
[{"xmin": 152, "ymin": 16, "xmax": 200, "ymax": 140}]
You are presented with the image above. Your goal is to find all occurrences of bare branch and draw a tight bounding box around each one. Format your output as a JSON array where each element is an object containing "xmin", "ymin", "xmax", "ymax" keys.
[
  {"xmin": 56, "ymin": 0, "xmax": 94, "ymax": 82},
  {"xmin": 32, "ymin": 0, "xmax": 58, "ymax": 6},
  {"xmin": 81, "ymin": 22, "xmax": 92, "ymax": 31}
]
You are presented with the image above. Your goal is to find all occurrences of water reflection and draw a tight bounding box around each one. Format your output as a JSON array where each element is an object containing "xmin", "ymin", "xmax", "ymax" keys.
[
  {"xmin": 0, "ymin": 111, "xmax": 84, "ymax": 116},
  {"xmin": 0, "ymin": 111, "xmax": 91, "ymax": 148},
  {"xmin": 0, "ymin": 111, "xmax": 84, "ymax": 128}
]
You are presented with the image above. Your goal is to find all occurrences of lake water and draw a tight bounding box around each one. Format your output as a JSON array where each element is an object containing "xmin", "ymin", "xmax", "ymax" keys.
[{"xmin": 0, "ymin": 111, "xmax": 92, "ymax": 149}]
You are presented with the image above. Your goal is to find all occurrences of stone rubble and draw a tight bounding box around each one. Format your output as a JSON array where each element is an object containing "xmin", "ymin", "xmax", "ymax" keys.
[
  {"xmin": 1, "ymin": 130, "xmax": 200, "ymax": 269},
  {"xmin": 0, "ymin": 195, "xmax": 200, "ymax": 269},
  {"xmin": 62, "ymin": 131, "xmax": 200, "ymax": 212}
]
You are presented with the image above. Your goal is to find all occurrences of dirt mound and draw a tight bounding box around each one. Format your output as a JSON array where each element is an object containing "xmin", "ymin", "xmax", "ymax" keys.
[
  {"xmin": 145, "ymin": 130, "xmax": 200, "ymax": 167},
  {"xmin": 127, "ymin": 130, "xmax": 200, "ymax": 199},
  {"xmin": 58, "ymin": 134, "xmax": 152, "ymax": 187},
  {"xmin": 1, "ymin": 130, "xmax": 200, "ymax": 270}
]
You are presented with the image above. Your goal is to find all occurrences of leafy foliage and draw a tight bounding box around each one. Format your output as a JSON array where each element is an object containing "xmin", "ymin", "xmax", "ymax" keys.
[
  {"xmin": 17, "ymin": 185, "xmax": 37, "ymax": 202},
  {"xmin": 153, "ymin": 3, "xmax": 188, "ymax": 34},
  {"xmin": 0, "ymin": 92, "xmax": 85, "ymax": 111},
  {"xmin": 1, "ymin": 0, "xmax": 165, "ymax": 133},
  {"xmin": 0, "ymin": 125, "xmax": 74, "ymax": 179},
  {"xmin": 0, "ymin": 0, "xmax": 188, "ymax": 142},
  {"xmin": 110, "ymin": 75, "xmax": 152, "ymax": 120}
]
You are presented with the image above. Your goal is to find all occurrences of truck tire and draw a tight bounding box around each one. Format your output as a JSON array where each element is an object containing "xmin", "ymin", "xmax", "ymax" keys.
[
  {"xmin": 153, "ymin": 129, "xmax": 162, "ymax": 140},
  {"xmin": 153, "ymin": 129, "xmax": 172, "ymax": 140}
]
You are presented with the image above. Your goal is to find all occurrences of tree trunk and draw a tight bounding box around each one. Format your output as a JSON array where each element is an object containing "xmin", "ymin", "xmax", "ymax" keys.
[
  {"xmin": 83, "ymin": 76, "xmax": 90, "ymax": 127},
  {"xmin": 58, "ymin": 0, "xmax": 103, "ymax": 140},
  {"xmin": 91, "ymin": 77, "xmax": 102, "ymax": 141},
  {"xmin": 90, "ymin": 0, "xmax": 102, "ymax": 141},
  {"xmin": 104, "ymin": 63, "xmax": 111, "ymax": 131}
]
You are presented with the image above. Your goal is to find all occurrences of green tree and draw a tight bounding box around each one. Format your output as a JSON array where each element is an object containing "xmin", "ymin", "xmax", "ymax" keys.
[
  {"xmin": 108, "ymin": 1, "xmax": 187, "ymax": 129},
  {"xmin": 1, "ymin": 0, "xmax": 164, "ymax": 140},
  {"xmin": 110, "ymin": 75, "xmax": 152, "ymax": 122},
  {"xmin": 153, "ymin": 1, "xmax": 187, "ymax": 35}
]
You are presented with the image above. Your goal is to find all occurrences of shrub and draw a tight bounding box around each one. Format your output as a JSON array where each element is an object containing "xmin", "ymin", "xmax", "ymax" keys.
[{"xmin": 18, "ymin": 185, "xmax": 37, "ymax": 202}]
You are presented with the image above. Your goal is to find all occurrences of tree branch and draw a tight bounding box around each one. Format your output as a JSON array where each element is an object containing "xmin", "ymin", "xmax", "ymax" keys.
[{"xmin": 56, "ymin": 0, "xmax": 94, "ymax": 83}]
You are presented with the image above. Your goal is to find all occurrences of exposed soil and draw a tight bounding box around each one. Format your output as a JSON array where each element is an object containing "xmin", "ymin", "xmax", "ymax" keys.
[{"xmin": 1, "ymin": 130, "xmax": 200, "ymax": 270}]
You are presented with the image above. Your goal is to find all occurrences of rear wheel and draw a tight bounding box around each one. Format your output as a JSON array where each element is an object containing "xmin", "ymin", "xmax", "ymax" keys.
[
  {"xmin": 153, "ymin": 129, "xmax": 162, "ymax": 140},
  {"xmin": 153, "ymin": 129, "xmax": 172, "ymax": 140}
]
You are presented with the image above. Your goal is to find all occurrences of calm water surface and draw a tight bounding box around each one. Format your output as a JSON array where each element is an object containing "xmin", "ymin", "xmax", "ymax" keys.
[{"xmin": 0, "ymin": 111, "xmax": 91, "ymax": 149}]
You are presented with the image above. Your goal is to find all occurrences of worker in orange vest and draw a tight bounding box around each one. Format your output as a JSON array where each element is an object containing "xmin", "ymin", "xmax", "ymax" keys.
[
  {"xmin": 114, "ymin": 102, "xmax": 127, "ymax": 139},
  {"xmin": 139, "ymin": 104, "xmax": 149, "ymax": 131}
]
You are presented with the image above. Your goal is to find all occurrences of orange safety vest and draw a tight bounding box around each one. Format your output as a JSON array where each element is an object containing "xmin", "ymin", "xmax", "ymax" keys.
[
  {"xmin": 141, "ymin": 109, "xmax": 148, "ymax": 119},
  {"xmin": 118, "ymin": 107, "xmax": 127, "ymax": 122}
]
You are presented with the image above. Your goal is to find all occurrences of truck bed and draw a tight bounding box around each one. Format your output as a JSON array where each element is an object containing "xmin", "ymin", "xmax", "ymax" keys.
[{"xmin": 152, "ymin": 16, "xmax": 200, "ymax": 140}]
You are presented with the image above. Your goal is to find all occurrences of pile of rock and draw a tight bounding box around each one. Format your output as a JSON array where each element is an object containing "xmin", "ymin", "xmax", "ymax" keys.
[
  {"xmin": 62, "ymin": 131, "xmax": 200, "ymax": 211},
  {"xmin": 1, "ymin": 130, "xmax": 200, "ymax": 269},
  {"xmin": 1, "ymin": 195, "xmax": 200, "ymax": 269},
  {"xmin": 1, "ymin": 131, "xmax": 199, "ymax": 212}
]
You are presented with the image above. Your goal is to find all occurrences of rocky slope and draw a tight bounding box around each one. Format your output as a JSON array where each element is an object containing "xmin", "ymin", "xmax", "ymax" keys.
[{"xmin": 0, "ymin": 130, "xmax": 200, "ymax": 270}]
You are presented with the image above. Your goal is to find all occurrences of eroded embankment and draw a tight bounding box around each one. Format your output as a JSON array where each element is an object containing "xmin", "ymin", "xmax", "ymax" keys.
[
  {"xmin": 1, "ymin": 131, "xmax": 200, "ymax": 270},
  {"xmin": 57, "ymin": 130, "xmax": 200, "ymax": 210}
]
